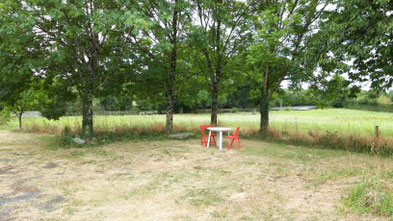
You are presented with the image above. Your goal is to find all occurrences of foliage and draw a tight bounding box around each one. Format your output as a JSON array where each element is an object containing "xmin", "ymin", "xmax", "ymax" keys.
[
  {"xmin": 246, "ymin": 0, "xmax": 332, "ymax": 131},
  {"xmin": 123, "ymin": 0, "xmax": 195, "ymax": 132},
  {"xmin": 99, "ymin": 96, "xmax": 133, "ymax": 111},
  {"xmin": 377, "ymin": 95, "xmax": 391, "ymax": 105},
  {"xmin": 21, "ymin": 0, "xmax": 133, "ymax": 137},
  {"xmin": 307, "ymin": 75, "xmax": 350, "ymax": 108},
  {"xmin": 0, "ymin": 1, "xmax": 42, "ymax": 128},
  {"xmin": 0, "ymin": 80, "xmax": 43, "ymax": 128},
  {"xmin": 190, "ymin": 0, "xmax": 253, "ymax": 125},
  {"xmin": 196, "ymin": 90, "xmax": 211, "ymax": 109},
  {"xmin": 0, "ymin": 106, "xmax": 11, "ymax": 125},
  {"xmin": 318, "ymin": 0, "xmax": 393, "ymax": 91},
  {"xmin": 272, "ymin": 89, "xmax": 314, "ymax": 107},
  {"xmin": 1, "ymin": 0, "xmax": 393, "ymax": 143}
]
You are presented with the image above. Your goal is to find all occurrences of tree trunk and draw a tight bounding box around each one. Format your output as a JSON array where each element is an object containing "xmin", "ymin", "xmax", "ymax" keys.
[
  {"xmin": 166, "ymin": 89, "xmax": 175, "ymax": 132},
  {"xmin": 166, "ymin": 0, "xmax": 178, "ymax": 133},
  {"xmin": 211, "ymin": 78, "xmax": 219, "ymax": 126},
  {"xmin": 260, "ymin": 89, "xmax": 269, "ymax": 133},
  {"xmin": 203, "ymin": 50, "xmax": 216, "ymax": 125},
  {"xmin": 87, "ymin": 86, "xmax": 93, "ymax": 137},
  {"xmin": 260, "ymin": 67, "xmax": 270, "ymax": 134},
  {"xmin": 18, "ymin": 114, "xmax": 22, "ymax": 129},
  {"xmin": 15, "ymin": 108, "xmax": 23, "ymax": 129},
  {"xmin": 210, "ymin": 6, "xmax": 221, "ymax": 127},
  {"xmin": 82, "ymin": 79, "xmax": 94, "ymax": 139}
]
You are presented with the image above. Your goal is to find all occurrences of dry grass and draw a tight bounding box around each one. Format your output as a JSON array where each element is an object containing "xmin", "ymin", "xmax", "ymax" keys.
[
  {"xmin": 10, "ymin": 110, "xmax": 393, "ymax": 154},
  {"xmin": 19, "ymin": 119, "xmax": 393, "ymax": 154},
  {"xmin": 10, "ymin": 109, "xmax": 393, "ymax": 137},
  {"xmin": 269, "ymin": 129, "xmax": 393, "ymax": 155},
  {"xmin": 1, "ymin": 131, "xmax": 393, "ymax": 220}
]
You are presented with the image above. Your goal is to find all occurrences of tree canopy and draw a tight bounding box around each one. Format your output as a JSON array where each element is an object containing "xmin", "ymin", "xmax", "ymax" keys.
[
  {"xmin": 0, "ymin": 0, "xmax": 391, "ymax": 137},
  {"xmin": 317, "ymin": 0, "xmax": 393, "ymax": 90}
]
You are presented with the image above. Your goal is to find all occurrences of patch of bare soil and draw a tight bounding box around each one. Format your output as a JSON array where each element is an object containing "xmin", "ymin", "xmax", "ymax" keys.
[
  {"xmin": 0, "ymin": 130, "xmax": 392, "ymax": 220},
  {"xmin": 0, "ymin": 131, "xmax": 64, "ymax": 220}
]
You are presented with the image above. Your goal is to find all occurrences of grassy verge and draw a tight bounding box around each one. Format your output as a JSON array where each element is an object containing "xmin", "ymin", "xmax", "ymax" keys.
[
  {"xmin": 35, "ymin": 125, "xmax": 393, "ymax": 155},
  {"xmin": 3, "ymin": 109, "xmax": 393, "ymax": 154},
  {"xmin": 259, "ymin": 128, "xmax": 393, "ymax": 155},
  {"xmin": 41, "ymin": 130, "xmax": 175, "ymax": 150}
]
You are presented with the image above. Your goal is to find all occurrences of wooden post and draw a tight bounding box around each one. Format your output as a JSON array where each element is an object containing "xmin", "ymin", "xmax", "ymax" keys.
[{"xmin": 375, "ymin": 126, "xmax": 379, "ymax": 138}]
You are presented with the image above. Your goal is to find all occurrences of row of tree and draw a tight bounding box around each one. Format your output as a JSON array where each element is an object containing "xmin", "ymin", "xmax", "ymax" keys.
[{"xmin": 0, "ymin": 0, "xmax": 392, "ymax": 138}]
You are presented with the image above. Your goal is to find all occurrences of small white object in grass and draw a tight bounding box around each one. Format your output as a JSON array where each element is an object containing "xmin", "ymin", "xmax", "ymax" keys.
[
  {"xmin": 230, "ymin": 192, "xmax": 247, "ymax": 200},
  {"xmin": 73, "ymin": 137, "xmax": 85, "ymax": 145}
]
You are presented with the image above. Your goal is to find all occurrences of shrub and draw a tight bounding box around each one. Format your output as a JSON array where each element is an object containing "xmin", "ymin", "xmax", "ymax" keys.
[
  {"xmin": 283, "ymin": 106, "xmax": 291, "ymax": 111},
  {"xmin": 0, "ymin": 109, "xmax": 10, "ymax": 125},
  {"xmin": 377, "ymin": 95, "xmax": 391, "ymax": 105},
  {"xmin": 231, "ymin": 107, "xmax": 238, "ymax": 113}
]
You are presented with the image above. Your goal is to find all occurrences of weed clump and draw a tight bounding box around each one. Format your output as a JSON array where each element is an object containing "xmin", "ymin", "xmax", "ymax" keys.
[{"xmin": 344, "ymin": 177, "xmax": 393, "ymax": 217}]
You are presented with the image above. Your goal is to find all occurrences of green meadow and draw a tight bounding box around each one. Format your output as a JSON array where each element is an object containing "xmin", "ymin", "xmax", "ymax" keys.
[{"xmin": 7, "ymin": 109, "xmax": 393, "ymax": 138}]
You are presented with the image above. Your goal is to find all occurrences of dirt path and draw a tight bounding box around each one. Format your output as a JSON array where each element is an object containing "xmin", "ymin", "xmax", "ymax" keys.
[
  {"xmin": 0, "ymin": 130, "xmax": 391, "ymax": 220},
  {"xmin": 0, "ymin": 131, "xmax": 65, "ymax": 220}
]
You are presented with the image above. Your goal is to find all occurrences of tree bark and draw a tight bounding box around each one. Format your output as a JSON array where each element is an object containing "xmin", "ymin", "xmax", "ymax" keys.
[
  {"xmin": 82, "ymin": 77, "xmax": 94, "ymax": 139},
  {"xmin": 210, "ymin": 4, "xmax": 221, "ymax": 127},
  {"xmin": 18, "ymin": 114, "xmax": 22, "ymax": 129},
  {"xmin": 211, "ymin": 51, "xmax": 221, "ymax": 127},
  {"xmin": 260, "ymin": 67, "xmax": 270, "ymax": 133},
  {"xmin": 15, "ymin": 108, "xmax": 23, "ymax": 129},
  {"xmin": 211, "ymin": 76, "xmax": 219, "ymax": 126},
  {"xmin": 166, "ymin": 88, "xmax": 175, "ymax": 132},
  {"xmin": 82, "ymin": 27, "xmax": 99, "ymax": 139},
  {"xmin": 166, "ymin": 0, "xmax": 178, "ymax": 133},
  {"xmin": 260, "ymin": 89, "xmax": 269, "ymax": 133}
]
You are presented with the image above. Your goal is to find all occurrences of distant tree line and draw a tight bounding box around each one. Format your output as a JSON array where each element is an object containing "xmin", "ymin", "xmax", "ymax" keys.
[{"xmin": 55, "ymin": 85, "xmax": 393, "ymax": 115}]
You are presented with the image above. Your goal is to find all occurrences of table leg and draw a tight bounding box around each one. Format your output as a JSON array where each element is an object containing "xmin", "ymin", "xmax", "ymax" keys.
[
  {"xmin": 219, "ymin": 131, "xmax": 223, "ymax": 151},
  {"xmin": 207, "ymin": 131, "xmax": 212, "ymax": 148}
]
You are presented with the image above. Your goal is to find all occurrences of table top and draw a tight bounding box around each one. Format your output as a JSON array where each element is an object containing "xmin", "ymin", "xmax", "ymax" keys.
[{"xmin": 207, "ymin": 127, "xmax": 232, "ymax": 131}]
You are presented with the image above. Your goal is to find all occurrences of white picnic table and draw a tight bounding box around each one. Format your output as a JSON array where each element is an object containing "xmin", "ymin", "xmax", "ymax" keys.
[{"xmin": 206, "ymin": 127, "xmax": 232, "ymax": 151}]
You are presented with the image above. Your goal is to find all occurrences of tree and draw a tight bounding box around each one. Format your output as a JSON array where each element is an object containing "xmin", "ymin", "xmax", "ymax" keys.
[
  {"xmin": 318, "ymin": 0, "xmax": 393, "ymax": 91},
  {"xmin": 25, "ymin": 0, "xmax": 131, "ymax": 138},
  {"xmin": 190, "ymin": 0, "xmax": 252, "ymax": 126},
  {"xmin": 0, "ymin": 1, "xmax": 41, "ymax": 129},
  {"xmin": 246, "ymin": 0, "xmax": 331, "ymax": 133},
  {"xmin": 124, "ymin": 0, "xmax": 193, "ymax": 132},
  {"xmin": 4, "ymin": 86, "xmax": 41, "ymax": 129},
  {"xmin": 37, "ymin": 78, "xmax": 75, "ymax": 121}
]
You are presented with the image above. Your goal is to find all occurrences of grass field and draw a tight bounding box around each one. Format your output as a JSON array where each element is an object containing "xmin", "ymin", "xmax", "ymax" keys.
[
  {"xmin": 5, "ymin": 108, "xmax": 393, "ymax": 137},
  {"xmin": 3, "ymin": 108, "xmax": 393, "ymax": 154},
  {"xmin": 0, "ymin": 131, "xmax": 392, "ymax": 220}
]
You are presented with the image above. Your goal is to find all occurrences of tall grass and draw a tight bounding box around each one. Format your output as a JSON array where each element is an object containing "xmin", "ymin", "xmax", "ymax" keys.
[
  {"xmin": 12, "ymin": 109, "xmax": 393, "ymax": 135},
  {"xmin": 5, "ymin": 109, "xmax": 393, "ymax": 153},
  {"xmin": 344, "ymin": 176, "xmax": 393, "ymax": 217}
]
